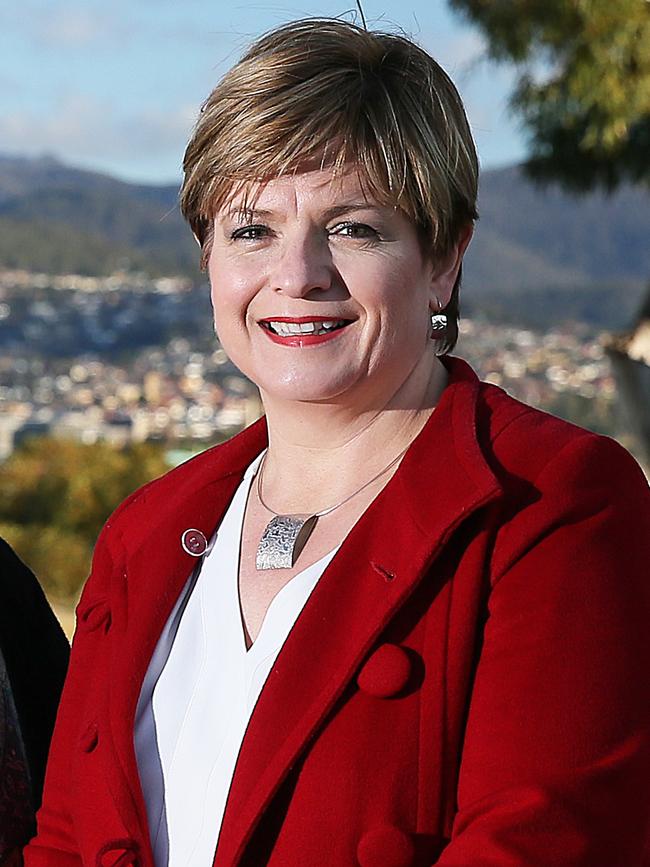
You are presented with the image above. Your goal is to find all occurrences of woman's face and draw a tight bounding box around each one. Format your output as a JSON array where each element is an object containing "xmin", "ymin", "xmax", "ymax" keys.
[{"xmin": 208, "ymin": 166, "xmax": 467, "ymax": 408}]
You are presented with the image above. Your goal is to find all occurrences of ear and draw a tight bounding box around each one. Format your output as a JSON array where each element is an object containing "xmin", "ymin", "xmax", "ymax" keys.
[{"xmin": 429, "ymin": 223, "xmax": 473, "ymax": 309}]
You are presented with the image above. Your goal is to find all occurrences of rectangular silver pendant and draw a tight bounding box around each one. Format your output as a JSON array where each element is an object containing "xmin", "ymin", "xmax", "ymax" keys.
[{"xmin": 255, "ymin": 514, "xmax": 318, "ymax": 570}]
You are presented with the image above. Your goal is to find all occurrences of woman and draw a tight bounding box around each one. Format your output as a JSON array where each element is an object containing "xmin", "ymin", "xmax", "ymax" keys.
[
  {"xmin": 25, "ymin": 18, "xmax": 650, "ymax": 867},
  {"xmin": 0, "ymin": 538, "xmax": 69, "ymax": 865}
]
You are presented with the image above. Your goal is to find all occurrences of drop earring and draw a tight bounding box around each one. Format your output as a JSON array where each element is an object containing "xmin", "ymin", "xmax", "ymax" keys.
[{"xmin": 429, "ymin": 300, "xmax": 447, "ymax": 337}]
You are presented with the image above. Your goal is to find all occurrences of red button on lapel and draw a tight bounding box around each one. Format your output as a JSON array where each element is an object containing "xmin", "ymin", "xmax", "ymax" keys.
[
  {"xmin": 357, "ymin": 825, "xmax": 415, "ymax": 867},
  {"xmin": 357, "ymin": 644, "xmax": 412, "ymax": 698},
  {"xmin": 181, "ymin": 528, "xmax": 208, "ymax": 557}
]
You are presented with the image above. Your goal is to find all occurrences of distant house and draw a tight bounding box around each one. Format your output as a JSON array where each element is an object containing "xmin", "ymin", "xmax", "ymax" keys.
[{"xmin": 606, "ymin": 287, "xmax": 650, "ymax": 470}]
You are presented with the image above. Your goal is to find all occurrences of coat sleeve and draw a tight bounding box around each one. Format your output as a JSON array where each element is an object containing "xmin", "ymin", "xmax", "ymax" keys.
[
  {"xmin": 437, "ymin": 434, "xmax": 650, "ymax": 866},
  {"xmin": 22, "ymin": 510, "xmax": 127, "ymax": 867}
]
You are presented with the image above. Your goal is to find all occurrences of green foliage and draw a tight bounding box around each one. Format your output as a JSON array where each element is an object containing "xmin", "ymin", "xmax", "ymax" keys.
[
  {"xmin": 0, "ymin": 438, "xmax": 169, "ymax": 602},
  {"xmin": 449, "ymin": 0, "xmax": 650, "ymax": 189}
]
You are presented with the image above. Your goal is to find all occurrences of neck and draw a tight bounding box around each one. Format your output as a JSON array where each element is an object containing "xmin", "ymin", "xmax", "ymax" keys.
[{"xmin": 257, "ymin": 354, "xmax": 448, "ymax": 515}]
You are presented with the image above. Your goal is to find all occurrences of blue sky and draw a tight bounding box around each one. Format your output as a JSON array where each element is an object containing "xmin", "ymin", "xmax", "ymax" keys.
[{"xmin": 1, "ymin": 1, "xmax": 526, "ymax": 185}]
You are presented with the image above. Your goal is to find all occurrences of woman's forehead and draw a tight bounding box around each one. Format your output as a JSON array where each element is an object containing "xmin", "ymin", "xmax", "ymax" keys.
[{"xmin": 218, "ymin": 165, "xmax": 398, "ymax": 218}]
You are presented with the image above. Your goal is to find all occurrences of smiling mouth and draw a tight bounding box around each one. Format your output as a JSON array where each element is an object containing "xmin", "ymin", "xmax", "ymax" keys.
[{"xmin": 260, "ymin": 319, "xmax": 352, "ymax": 337}]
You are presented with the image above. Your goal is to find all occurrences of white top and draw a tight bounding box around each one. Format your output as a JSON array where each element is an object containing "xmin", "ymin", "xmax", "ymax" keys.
[{"xmin": 134, "ymin": 453, "xmax": 339, "ymax": 867}]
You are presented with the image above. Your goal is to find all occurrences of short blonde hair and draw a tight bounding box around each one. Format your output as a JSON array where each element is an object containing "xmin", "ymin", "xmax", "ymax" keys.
[{"xmin": 180, "ymin": 18, "xmax": 478, "ymax": 352}]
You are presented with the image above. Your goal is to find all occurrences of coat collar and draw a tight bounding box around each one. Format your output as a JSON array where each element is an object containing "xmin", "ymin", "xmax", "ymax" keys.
[{"xmin": 107, "ymin": 357, "xmax": 502, "ymax": 861}]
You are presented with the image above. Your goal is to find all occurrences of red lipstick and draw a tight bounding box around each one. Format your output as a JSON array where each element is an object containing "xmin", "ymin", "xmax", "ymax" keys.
[{"xmin": 258, "ymin": 316, "xmax": 353, "ymax": 347}]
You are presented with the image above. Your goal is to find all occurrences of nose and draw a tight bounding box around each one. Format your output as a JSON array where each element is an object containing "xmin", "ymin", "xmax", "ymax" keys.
[{"xmin": 270, "ymin": 229, "xmax": 334, "ymax": 298}]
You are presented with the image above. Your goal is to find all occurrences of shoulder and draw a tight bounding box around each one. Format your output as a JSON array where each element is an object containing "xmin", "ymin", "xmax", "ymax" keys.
[
  {"xmin": 442, "ymin": 355, "xmax": 644, "ymax": 487},
  {"xmin": 0, "ymin": 540, "xmax": 68, "ymax": 648},
  {"xmin": 474, "ymin": 377, "xmax": 647, "ymax": 494},
  {"xmin": 0, "ymin": 537, "xmax": 47, "ymax": 616},
  {"xmin": 468, "ymin": 380, "xmax": 650, "ymax": 580},
  {"xmin": 0, "ymin": 538, "xmax": 45, "ymax": 644}
]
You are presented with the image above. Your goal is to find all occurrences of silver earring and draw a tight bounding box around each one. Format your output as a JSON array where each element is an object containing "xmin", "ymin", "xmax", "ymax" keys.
[{"xmin": 430, "ymin": 298, "xmax": 447, "ymax": 336}]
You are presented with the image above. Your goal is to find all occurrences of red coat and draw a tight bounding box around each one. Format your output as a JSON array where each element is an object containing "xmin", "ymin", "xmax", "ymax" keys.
[{"xmin": 25, "ymin": 358, "xmax": 650, "ymax": 867}]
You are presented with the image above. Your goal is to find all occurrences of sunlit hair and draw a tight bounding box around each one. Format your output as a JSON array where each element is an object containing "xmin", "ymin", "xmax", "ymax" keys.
[{"xmin": 180, "ymin": 18, "xmax": 479, "ymax": 353}]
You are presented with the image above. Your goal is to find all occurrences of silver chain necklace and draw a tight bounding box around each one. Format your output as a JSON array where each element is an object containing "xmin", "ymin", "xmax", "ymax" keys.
[{"xmin": 254, "ymin": 443, "xmax": 410, "ymax": 570}]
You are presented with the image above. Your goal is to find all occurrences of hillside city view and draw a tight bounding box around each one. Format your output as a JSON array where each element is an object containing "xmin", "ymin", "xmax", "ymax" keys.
[{"xmin": 0, "ymin": 267, "xmax": 632, "ymax": 460}]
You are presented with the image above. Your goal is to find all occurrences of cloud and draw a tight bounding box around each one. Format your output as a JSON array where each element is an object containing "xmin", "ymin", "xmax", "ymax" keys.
[
  {"xmin": 2, "ymin": 2, "xmax": 130, "ymax": 50},
  {"xmin": 0, "ymin": 96, "xmax": 197, "ymax": 171},
  {"xmin": 40, "ymin": 8, "xmax": 121, "ymax": 48},
  {"xmin": 117, "ymin": 105, "xmax": 199, "ymax": 156},
  {"xmin": 2, "ymin": 1, "xmax": 231, "ymax": 54},
  {"xmin": 423, "ymin": 29, "xmax": 488, "ymax": 78}
]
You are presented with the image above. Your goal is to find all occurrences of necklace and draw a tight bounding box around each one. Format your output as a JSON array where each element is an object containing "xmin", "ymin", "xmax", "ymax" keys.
[{"xmin": 254, "ymin": 442, "xmax": 411, "ymax": 570}]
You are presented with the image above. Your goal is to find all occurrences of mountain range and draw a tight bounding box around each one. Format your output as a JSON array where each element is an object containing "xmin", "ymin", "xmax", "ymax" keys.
[{"xmin": 1, "ymin": 154, "xmax": 649, "ymax": 330}]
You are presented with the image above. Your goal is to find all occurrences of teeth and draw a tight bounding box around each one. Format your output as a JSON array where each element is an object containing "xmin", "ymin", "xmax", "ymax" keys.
[{"xmin": 266, "ymin": 320, "xmax": 348, "ymax": 336}]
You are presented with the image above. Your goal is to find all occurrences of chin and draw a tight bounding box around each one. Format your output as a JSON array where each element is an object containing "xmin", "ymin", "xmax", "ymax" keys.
[{"xmin": 257, "ymin": 369, "xmax": 365, "ymax": 405}]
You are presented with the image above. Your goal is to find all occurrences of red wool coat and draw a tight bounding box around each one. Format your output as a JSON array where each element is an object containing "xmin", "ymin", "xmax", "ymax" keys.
[{"xmin": 24, "ymin": 358, "xmax": 650, "ymax": 867}]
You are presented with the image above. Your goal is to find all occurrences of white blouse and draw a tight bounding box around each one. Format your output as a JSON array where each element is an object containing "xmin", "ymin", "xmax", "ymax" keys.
[{"xmin": 134, "ymin": 453, "xmax": 338, "ymax": 867}]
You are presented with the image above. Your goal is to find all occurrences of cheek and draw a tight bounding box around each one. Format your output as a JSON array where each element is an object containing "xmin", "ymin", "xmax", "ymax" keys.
[
  {"xmin": 365, "ymin": 262, "xmax": 430, "ymax": 329},
  {"xmin": 208, "ymin": 264, "xmax": 257, "ymax": 326}
]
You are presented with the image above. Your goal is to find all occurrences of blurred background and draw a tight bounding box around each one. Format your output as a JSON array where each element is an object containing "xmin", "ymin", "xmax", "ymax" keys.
[{"xmin": 1, "ymin": 0, "xmax": 648, "ymax": 636}]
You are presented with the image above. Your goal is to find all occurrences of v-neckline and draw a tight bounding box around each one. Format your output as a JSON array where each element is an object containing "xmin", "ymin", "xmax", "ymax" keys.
[{"xmin": 237, "ymin": 546, "xmax": 339, "ymax": 655}]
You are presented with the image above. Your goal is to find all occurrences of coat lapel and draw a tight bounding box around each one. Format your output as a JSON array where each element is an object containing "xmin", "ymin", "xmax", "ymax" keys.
[{"xmin": 215, "ymin": 359, "xmax": 503, "ymax": 865}]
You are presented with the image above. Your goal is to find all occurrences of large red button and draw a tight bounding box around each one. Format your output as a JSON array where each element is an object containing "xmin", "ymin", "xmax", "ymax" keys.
[
  {"xmin": 357, "ymin": 644, "xmax": 412, "ymax": 698},
  {"xmin": 357, "ymin": 825, "xmax": 415, "ymax": 867}
]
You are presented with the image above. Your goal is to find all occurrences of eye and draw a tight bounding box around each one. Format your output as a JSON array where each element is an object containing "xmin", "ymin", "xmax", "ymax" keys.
[
  {"xmin": 330, "ymin": 221, "xmax": 381, "ymax": 241},
  {"xmin": 230, "ymin": 224, "xmax": 270, "ymax": 241}
]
